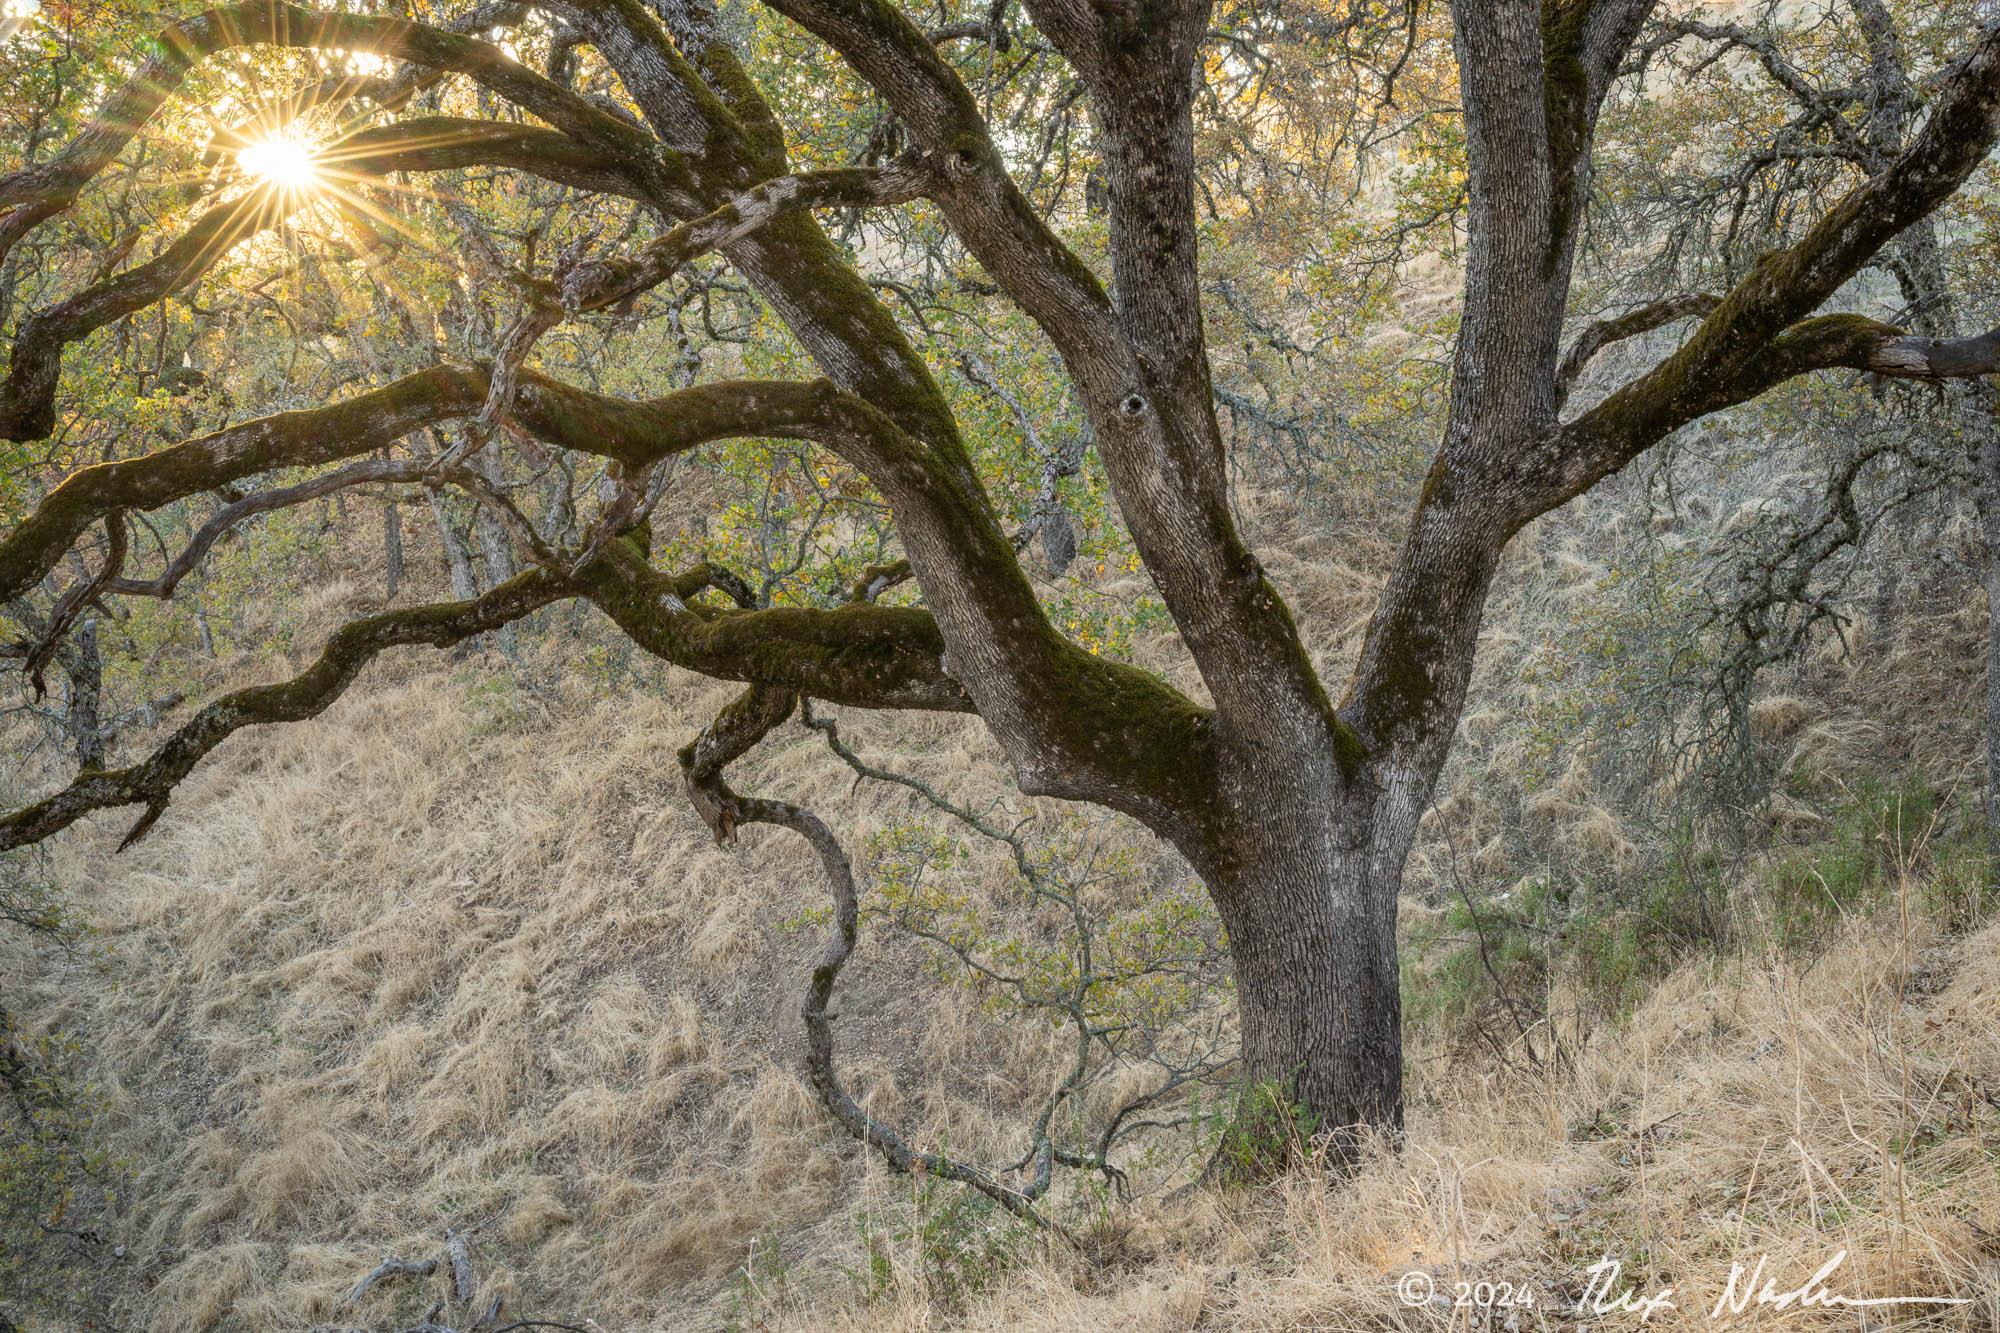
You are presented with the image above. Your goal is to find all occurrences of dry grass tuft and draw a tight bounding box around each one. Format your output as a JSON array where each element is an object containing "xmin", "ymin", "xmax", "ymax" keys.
[{"xmin": 16, "ymin": 645, "xmax": 1994, "ymax": 1331}]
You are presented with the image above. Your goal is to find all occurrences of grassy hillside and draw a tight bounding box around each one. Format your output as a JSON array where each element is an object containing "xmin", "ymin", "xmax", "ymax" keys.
[{"xmin": 4, "ymin": 486, "xmax": 1999, "ymax": 1330}]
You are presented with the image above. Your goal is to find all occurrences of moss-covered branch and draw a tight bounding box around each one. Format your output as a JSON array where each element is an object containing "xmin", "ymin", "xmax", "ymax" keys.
[
  {"xmin": 0, "ymin": 571, "xmax": 565, "ymax": 852},
  {"xmin": 0, "ymin": 120, "xmax": 652, "ymax": 443},
  {"xmin": 1546, "ymin": 20, "xmax": 2000, "ymax": 501},
  {"xmin": 0, "ymin": 366, "xmax": 488, "ymax": 607},
  {"xmin": 1, "ymin": 349, "xmax": 1221, "ymax": 846},
  {"xmin": 581, "ymin": 539, "xmax": 972, "ymax": 713},
  {"xmin": 1555, "ymin": 292, "xmax": 1722, "ymax": 405},
  {"xmin": 0, "ymin": 369, "xmax": 906, "ymax": 608}
]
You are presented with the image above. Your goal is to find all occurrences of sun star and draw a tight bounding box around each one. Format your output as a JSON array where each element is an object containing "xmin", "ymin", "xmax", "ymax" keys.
[{"xmin": 237, "ymin": 134, "xmax": 319, "ymax": 191}]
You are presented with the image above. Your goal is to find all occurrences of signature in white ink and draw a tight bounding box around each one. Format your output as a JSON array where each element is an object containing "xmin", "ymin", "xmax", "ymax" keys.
[
  {"xmin": 1709, "ymin": 1249, "xmax": 1970, "ymax": 1321},
  {"xmin": 1574, "ymin": 1249, "xmax": 1968, "ymax": 1323},
  {"xmin": 1579, "ymin": 1254, "xmax": 1678, "ymax": 1323}
]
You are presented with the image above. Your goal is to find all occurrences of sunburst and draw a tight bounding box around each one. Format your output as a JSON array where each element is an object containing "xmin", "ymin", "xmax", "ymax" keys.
[
  {"xmin": 237, "ymin": 130, "xmax": 321, "ymax": 194},
  {"xmin": 0, "ymin": 0, "xmax": 41, "ymax": 42}
]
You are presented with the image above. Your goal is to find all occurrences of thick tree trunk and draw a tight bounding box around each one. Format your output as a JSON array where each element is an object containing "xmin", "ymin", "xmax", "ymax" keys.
[{"xmin": 1214, "ymin": 833, "xmax": 1403, "ymax": 1162}]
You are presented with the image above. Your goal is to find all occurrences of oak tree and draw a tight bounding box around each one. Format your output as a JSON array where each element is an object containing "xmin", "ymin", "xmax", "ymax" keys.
[{"xmin": 4, "ymin": 0, "xmax": 2000, "ymax": 1182}]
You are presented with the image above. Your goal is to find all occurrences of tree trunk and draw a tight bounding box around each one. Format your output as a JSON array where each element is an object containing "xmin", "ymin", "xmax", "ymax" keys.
[
  {"xmin": 62, "ymin": 615, "xmax": 103, "ymax": 770},
  {"xmin": 469, "ymin": 446, "xmax": 520, "ymax": 661},
  {"xmin": 1213, "ymin": 834, "xmax": 1403, "ymax": 1166},
  {"xmin": 382, "ymin": 488, "xmax": 403, "ymax": 602},
  {"xmin": 428, "ymin": 487, "xmax": 480, "ymax": 603}
]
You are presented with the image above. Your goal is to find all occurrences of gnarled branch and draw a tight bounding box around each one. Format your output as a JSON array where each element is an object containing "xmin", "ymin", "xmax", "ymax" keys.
[
  {"xmin": 0, "ymin": 571, "xmax": 565, "ymax": 852},
  {"xmin": 676, "ymin": 682, "xmax": 1066, "ymax": 1227}
]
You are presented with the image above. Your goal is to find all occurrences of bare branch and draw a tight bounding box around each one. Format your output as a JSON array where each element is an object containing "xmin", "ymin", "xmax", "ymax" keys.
[
  {"xmin": 101, "ymin": 459, "xmax": 429, "ymax": 601},
  {"xmin": 559, "ymin": 160, "xmax": 940, "ymax": 315},
  {"xmin": 345, "ymin": 1256, "xmax": 437, "ymax": 1307},
  {"xmin": 677, "ymin": 682, "xmax": 1069, "ymax": 1229}
]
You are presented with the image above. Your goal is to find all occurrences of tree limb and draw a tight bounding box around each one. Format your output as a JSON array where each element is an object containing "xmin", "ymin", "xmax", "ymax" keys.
[
  {"xmin": 0, "ymin": 1, "xmax": 692, "ymax": 246},
  {"xmin": 0, "ymin": 120, "xmax": 653, "ymax": 442},
  {"xmin": 103, "ymin": 458, "xmax": 432, "ymax": 600},
  {"xmin": 1548, "ymin": 18, "xmax": 2000, "ymax": 501},
  {"xmin": 1556, "ymin": 292, "xmax": 1722, "ymax": 405},
  {"xmin": 676, "ymin": 682, "xmax": 1066, "ymax": 1228},
  {"xmin": 0, "ymin": 571, "xmax": 565, "ymax": 852}
]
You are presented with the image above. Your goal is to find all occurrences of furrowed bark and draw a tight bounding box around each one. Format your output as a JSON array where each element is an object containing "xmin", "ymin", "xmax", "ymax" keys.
[
  {"xmin": 558, "ymin": 0, "xmax": 1225, "ymax": 840},
  {"xmin": 763, "ymin": 0, "xmax": 1348, "ymax": 769}
]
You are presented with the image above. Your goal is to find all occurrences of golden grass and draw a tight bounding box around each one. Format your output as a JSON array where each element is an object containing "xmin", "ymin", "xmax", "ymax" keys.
[
  {"xmin": 5, "ymin": 481, "xmax": 1998, "ymax": 1329},
  {"xmin": 8, "ymin": 644, "xmax": 1998, "ymax": 1328},
  {"xmin": 788, "ymin": 915, "xmax": 2000, "ymax": 1332},
  {"xmin": 6, "ymin": 652, "xmax": 1130, "ymax": 1328}
]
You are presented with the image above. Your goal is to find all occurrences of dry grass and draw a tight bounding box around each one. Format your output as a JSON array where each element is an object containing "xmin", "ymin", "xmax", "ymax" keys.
[
  {"xmin": 5, "ymin": 648, "xmax": 1150, "ymax": 1329},
  {"xmin": 8, "ymin": 645, "xmax": 1999, "ymax": 1328},
  {"xmin": 778, "ymin": 915, "xmax": 2000, "ymax": 1332},
  {"xmin": 5, "ymin": 478, "xmax": 1999, "ymax": 1329}
]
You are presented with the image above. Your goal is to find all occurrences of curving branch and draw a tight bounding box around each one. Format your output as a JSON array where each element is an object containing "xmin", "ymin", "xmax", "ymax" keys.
[
  {"xmin": 0, "ymin": 571, "xmax": 565, "ymax": 852},
  {"xmin": 1556, "ymin": 292, "xmax": 1721, "ymax": 407},
  {"xmin": 1538, "ymin": 18, "xmax": 2000, "ymax": 511},
  {"xmin": 0, "ymin": 368, "xmax": 998, "ymax": 729},
  {"xmin": 0, "ymin": 367, "xmax": 928, "ymax": 606},
  {"xmin": 676, "ymin": 682, "xmax": 1065, "ymax": 1226},
  {"xmin": 104, "ymin": 458, "xmax": 431, "ymax": 601},
  {"xmin": 10, "ymin": 514, "xmax": 127, "ymax": 701},
  {"xmin": 0, "ymin": 1, "xmax": 692, "ymax": 249},
  {"xmin": 0, "ymin": 366, "xmax": 490, "ymax": 607}
]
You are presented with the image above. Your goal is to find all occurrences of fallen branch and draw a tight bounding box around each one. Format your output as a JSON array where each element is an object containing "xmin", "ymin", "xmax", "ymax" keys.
[{"xmin": 345, "ymin": 1256, "xmax": 437, "ymax": 1306}]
